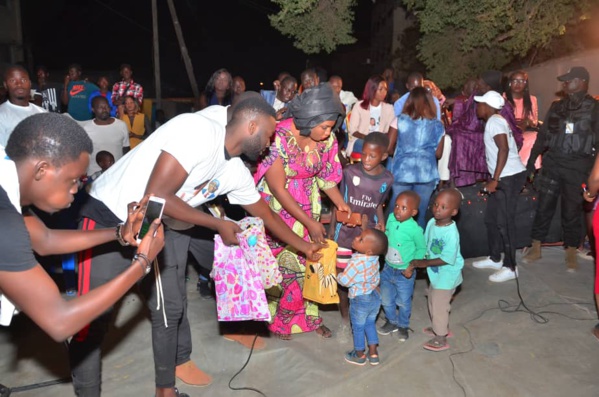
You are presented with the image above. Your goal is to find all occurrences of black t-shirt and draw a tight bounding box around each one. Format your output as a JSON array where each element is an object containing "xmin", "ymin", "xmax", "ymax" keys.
[{"xmin": 0, "ymin": 186, "xmax": 37, "ymax": 272}]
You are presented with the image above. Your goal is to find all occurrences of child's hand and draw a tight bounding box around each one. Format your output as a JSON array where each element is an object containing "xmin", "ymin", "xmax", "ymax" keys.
[
  {"xmin": 402, "ymin": 265, "xmax": 414, "ymax": 278},
  {"xmin": 411, "ymin": 259, "xmax": 426, "ymax": 268}
]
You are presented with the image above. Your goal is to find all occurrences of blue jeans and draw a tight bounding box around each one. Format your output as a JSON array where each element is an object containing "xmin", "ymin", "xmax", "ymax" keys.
[
  {"xmin": 349, "ymin": 290, "xmax": 381, "ymax": 351},
  {"xmin": 388, "ymin": 181, "xmax": 437, "ymax": 229},
  {"xmin": 380, "ymin": 264, "xmax": 415, "ymax": 328}
]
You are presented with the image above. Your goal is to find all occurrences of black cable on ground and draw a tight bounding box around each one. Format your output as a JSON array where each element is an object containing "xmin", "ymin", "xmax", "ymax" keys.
[
  {"xmin": 228, "ymin": 334, "xmax": 267, "ymax": 396},
  {"xmin": 447, "ymin": 186, "xmax": 596, "ymax": 397}
]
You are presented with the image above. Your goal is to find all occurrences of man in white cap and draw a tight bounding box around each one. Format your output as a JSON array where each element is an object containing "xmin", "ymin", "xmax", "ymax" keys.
[
  {"xmin": 523, "ymin": 66, "xmax": 599, "ymax": 270},
  {"xmin": 471, "ymin": 90, "xmax": 527, "ymax": 282}
]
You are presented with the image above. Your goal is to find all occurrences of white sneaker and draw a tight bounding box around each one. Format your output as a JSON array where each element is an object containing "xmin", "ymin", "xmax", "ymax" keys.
[
  {"xmin": 472, "ymin": 256, "xmax": 503, "ymax": 270},
  {"xmin": 489, "ymin": 267, "xmax": 518, "ymax": 282}
]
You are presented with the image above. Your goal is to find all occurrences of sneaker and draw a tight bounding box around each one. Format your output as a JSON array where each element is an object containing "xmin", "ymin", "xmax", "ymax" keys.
[
  {"xmin": 336, "ymin": 322, "xmax": 352, "ymax": 345},
  {"xmin": 344, "ymin": 350, "xmax": 367, "ymax": 366},
  {"xmin": 377, "ymin": 321, "xmax": 398, "ymax": 335},
  {"xmin": 397, "ymin": 327, "xmax": 409, "ymax": 342},
  {"xmin": 472, "ymin": 256, "xmax": 503, "ymax": 270},
  {"xmin": 489, "ymin": 267, "xmax": 518, "ymax": 282},
  {"xmin": 197, "ymin": 279, "xmax": 214, "ymax": 300},
  {"xmin": 577, "ymin": 248, "xmax": 594, "ymax": 261},
  {"xmin": 367, "ymin": 353, "xmax": 380, "ymax": 366}
]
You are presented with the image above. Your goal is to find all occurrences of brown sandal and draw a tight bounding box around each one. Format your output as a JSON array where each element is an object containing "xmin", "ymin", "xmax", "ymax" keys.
[{"xmin": 274, "ymin": 332, "xmax": 292, "ymax": 341}]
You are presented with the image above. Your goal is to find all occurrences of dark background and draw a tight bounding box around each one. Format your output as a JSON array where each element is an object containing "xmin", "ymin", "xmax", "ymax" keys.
[{"xmin": 21, "ymin": 0, "xmax": 375, "ymax": 97}]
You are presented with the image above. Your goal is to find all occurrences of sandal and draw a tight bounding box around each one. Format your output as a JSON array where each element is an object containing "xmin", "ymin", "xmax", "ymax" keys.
[
  {"xmin": 274, "ymin": 332, "xmax": 292, "ymax": 341},
  {"xmin": 423, "ymin": 326, "xmax": 453, "ymax": 338},
  {"xmin": 315, "ymin": 324, "xmax": 332, "ymax": 338},
  {"xmin": 423, "ymin": 336, "xmax": 450, "ymax": 352}
]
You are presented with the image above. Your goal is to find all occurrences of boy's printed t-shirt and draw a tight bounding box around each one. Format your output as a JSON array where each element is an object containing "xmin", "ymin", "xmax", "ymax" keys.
[
  {"xmin": 333, "ymin": 163, "xmax": 393, "ymax": 248},
  {"xmin": 424, "ymin": 218, "xmax": 464, "ymax": 289},
  {"xmin": 384, "ymin": 215, "xmax": 426, "ymax": 270}
]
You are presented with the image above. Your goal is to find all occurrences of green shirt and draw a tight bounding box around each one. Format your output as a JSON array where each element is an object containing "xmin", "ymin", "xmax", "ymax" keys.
[
  {"xmin": 424, "ymin": 218, "xmax": 464, "ymax": 290},
  {"xmin": 384, "ymin": 215, "xmax": 426, "ymax": 270}
]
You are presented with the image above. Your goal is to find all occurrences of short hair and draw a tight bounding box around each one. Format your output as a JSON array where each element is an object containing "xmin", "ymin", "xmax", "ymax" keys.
[
  {"xmin": 438, "ymin": 188, "xmax": 463, "ymax": 210},
  {"xmin": 96, "ymin": 150, "xmax": 114, "ymax": 163},
  {"xmin": 120, "ymin": 63, "xmax": 132, "ymax": 72},
  {"xmin": 6, "ymin": 113, "xmax": 93, "ymax": 168},
  {"xmin": 4, "ymin": 64, "xmax": 29, "ymax": 81},
  {"xmin": 368, "ymin": 228, "xmax": 389, "ymax": 256},
  {"xmin": 91, "ymin": 95, "xmax": 109, "ymax": 108},
  {"xmin": 397, "ymin": 190, "xmax": 421, "ymax": 209},
  {"xmin": 229, "ymin": 96, "xmax": 276, "ymax": 125},
  {"xmin": 363, "ymin": 131, "xmax": 389, "ymax": 151},
  {"xmin": 36, "ymin": 65, "xmax": 49, "ymax": 74},
  {"xmin": 281, "ymin": 75, "xmax": 297, "ymax": 87},
  {"xmin": 68, "ymin": 63, "xmax": 82, "ymax": 72}
]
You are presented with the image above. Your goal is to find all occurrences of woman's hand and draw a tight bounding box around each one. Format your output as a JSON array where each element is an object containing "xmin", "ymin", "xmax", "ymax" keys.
[
  {"xmin": 303, "ymin": 241, "xmax": 325, "ymax": 262},
  {"xmin": 216, "ymin": 219, "xmax": 242, "ymax": 246},
  {"xmin": 136, "ymin": 219, "xmax": 165, "ymax": 262},
  {"xmin": 307, "ymin": 218, "xmax": 327, "ymax": 244}
]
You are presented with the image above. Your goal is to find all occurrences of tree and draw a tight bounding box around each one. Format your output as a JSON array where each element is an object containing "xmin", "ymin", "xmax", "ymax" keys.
[
  {"xmin": 268, "ymin": 0, "xmax": 357, "ymax": 54},
  {"xmin": 402, "ymin": 0, "xmax": 595, "ymax": 89}
]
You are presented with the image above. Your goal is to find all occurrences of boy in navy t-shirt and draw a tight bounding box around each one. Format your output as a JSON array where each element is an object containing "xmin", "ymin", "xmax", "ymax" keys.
[{"xmin": 329, "ymin": 132, "xmax": 393, "ymax": 342}]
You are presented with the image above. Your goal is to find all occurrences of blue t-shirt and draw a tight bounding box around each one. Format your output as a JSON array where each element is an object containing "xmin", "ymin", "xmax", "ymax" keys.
[
  {"xmin": 67, "ymin": 80, "xmax": 99, "ymax": 121},
  {"xmin": 424, "ymin": 218, "xmax": 464, "ymax": 289}
]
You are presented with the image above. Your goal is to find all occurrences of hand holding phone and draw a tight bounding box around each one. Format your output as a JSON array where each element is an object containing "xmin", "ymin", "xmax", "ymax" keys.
[
  {"xmin": 136, "ymin": 196, "xmax": 166, "ymax": 244},
  {"xmin": 336, "ymin": 210, "xmax": 361, "ymax": 226}
]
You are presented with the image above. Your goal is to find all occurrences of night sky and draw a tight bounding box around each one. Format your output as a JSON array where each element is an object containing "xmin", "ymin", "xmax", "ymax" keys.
[{"xmin": 21, "ymin": 0, "xmax": 374, "ymax": 97}]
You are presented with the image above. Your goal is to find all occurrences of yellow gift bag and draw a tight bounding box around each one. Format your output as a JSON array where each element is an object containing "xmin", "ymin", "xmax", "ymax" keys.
[{"xmin": 303, "ymin": 239, "xmax": 339, "ymax": 304}]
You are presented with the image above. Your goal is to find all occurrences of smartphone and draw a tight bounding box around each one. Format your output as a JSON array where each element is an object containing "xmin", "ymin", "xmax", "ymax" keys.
[{"xmin": 136, "ymin": 196, "xmax": 165, "ymax": 244}]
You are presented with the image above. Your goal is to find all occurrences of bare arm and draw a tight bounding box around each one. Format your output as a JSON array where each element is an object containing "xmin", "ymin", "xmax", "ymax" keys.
[
  {"xmin": 485, "ymin": 133, "xmax": 509, "ymax": 193},
  {"xmin": 0, "ymin": 220, "xmax": 163, "ymax": 342},
  {"xmin": 264, "ymin": 157, "xmax": 328, "ymax": 243},
  {"xmin": 24, "ymin": 197, "xmax": 149, "ymax": 255},
  {"xmin": 144, "ymin": 151, "xmax": 241, "ymax": 244},
  {"xmin": 387, "ymin": 125, "xmax": 398, "ymax": 156}
]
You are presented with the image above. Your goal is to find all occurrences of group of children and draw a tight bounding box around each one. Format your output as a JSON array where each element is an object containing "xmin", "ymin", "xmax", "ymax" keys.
[{"xmin": 331, "ymin": 132, "xmax": 465, "ymax": 366}]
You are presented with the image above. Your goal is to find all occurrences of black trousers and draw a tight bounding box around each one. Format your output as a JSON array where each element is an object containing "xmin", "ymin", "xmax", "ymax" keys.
[
  {"xmin": 484, "ymin": 171, "xmax": 526, "ymax": 269},
  {"xmin": 531, "ymin": 166, "xmax": 588, "ymax": 248}
]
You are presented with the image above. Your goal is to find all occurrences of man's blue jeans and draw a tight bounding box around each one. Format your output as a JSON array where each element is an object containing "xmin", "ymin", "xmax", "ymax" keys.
[
  {"xmin": 349, "ymin": 290, "xmax": 381, "ymax": 351},
  {"xmin": 380, "ymin": 264, "xmax": 415, "ymax": 328}
]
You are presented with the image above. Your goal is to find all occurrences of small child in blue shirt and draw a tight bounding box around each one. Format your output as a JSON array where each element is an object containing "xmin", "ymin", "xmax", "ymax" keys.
[
  {"xmin": 409, "ymin": 188, "xmax": 464, "ymax": 352},
  {"xmin": 337, "ymin": 228, "xmax": 388, "ymax": 366}
]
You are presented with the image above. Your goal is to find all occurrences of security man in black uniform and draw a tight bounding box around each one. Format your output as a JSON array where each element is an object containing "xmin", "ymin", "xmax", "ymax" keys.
[{"xmin": 523, "ymin": 67, "xmax": 599, "ymax": 270}]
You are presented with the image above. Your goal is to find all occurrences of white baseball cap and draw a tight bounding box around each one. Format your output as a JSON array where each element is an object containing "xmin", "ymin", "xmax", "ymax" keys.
[{"xmin": 474, "ymin": 90, "xmax": 505, "ymax": 110}]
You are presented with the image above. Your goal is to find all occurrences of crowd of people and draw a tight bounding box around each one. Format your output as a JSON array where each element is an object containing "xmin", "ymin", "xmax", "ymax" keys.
[{"xmin": 0, "ymin": 61, "xmax": 598, "ymax": 397}]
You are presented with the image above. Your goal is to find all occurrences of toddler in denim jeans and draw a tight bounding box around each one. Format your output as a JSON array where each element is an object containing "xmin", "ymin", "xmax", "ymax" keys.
[
  {"xmin": 379, "ymin": 191, "xmax": 426, "ymax": 342},
  {"xmin": 337, "ymin": 228, "xmax": 388, "ymax": 366}
]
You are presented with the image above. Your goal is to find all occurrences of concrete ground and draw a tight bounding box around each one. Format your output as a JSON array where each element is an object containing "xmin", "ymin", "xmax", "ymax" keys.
[{"xmin": 1, "ymin": 246, "xmax": 598, "ymax": 397}]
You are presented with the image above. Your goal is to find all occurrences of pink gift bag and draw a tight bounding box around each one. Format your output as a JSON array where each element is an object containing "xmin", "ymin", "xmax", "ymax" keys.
[{"xmin": 210, "ymin": 217, "xmax": 277, "ymax": 322}]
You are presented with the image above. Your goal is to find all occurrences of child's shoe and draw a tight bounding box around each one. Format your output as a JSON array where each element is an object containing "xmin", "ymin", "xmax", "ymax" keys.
[
  {"xmin": 344, "ymin": 350, "xmax": 367, "ymax": 366},
  {"xmin": 423, "ymin": 335, "xmax": 449, "ymax": 352},
  {"xmin": 377, "ymin": 321, "xmax": 398, "ymax": 335},
  {"xmin": 367, "ymin": 353, "xmax": 380, "ymax": 366},
  {"xmin": 397, "ymin": 327, "xmax": 409, "ymax": 342}
]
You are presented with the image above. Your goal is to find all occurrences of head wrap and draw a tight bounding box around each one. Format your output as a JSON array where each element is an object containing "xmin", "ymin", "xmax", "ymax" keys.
[
  {"xmin": 481, "ymin": 70, "xmax": 504, "ymax": 93},
  {"xmin": 286, "ymin": 83, "xmax": 345, "ymax": 137}
]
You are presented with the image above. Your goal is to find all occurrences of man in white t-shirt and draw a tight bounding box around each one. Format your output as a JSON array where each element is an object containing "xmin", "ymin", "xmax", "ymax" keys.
[
  {"xmin": 81, "ymin": 96, "xmax": 130, "ymax": 176},
  {"xmin": 471, "ymin": 91, "xmax": 526, "ymax": 283},
  {"xmin": 0, "ymin": 65, "xmax": 46, "ymax": 147},
  {"xmin": 70, "ymin": 94, "xmax": 323, "ymax": 397}
]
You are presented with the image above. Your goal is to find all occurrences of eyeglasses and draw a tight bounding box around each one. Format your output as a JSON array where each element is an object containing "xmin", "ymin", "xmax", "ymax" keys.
[{"xmin": 511, "ymin": 79, "xmax": 527, "ymax": 84}]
